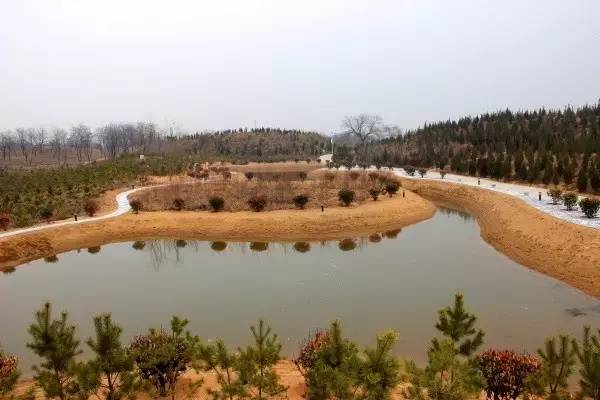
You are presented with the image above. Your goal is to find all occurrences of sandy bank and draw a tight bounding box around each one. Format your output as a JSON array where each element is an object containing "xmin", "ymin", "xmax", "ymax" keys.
[
  {"xmin": 399, "ymin": 178, "xmax": 600, "ymax": 299},
  {"xmin": 0, "ymin": 191, "xmax": 435, "ymax": 268}
]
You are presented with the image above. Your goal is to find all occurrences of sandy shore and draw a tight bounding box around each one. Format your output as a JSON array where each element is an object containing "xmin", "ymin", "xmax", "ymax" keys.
[
  {"xmin": 399, "ymin": 178, "xmax": 600, "ymax": 299},
  {"xmin": 0, "ymin": 191, "xmax": 435, "ymax": 268}
]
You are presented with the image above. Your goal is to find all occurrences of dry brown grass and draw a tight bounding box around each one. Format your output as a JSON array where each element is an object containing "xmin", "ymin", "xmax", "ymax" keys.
[{"xmin": 130, "ymin": 171, "xmax": 399, "ymax": 212}]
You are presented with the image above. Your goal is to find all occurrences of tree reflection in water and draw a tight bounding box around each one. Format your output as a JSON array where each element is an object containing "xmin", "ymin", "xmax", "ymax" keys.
[
  {"xmin": 293, "ymin": 242, "xmax": 311, "ymax": 253},
  {"xmin": 210, "ymin": 241, "xmax": 227, "ymax": 252}
]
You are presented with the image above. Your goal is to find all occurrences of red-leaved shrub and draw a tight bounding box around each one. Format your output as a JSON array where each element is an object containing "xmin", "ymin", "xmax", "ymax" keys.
[{"xmin": 476, "ymin": 349, "xmax": 541, "ymax": 400}]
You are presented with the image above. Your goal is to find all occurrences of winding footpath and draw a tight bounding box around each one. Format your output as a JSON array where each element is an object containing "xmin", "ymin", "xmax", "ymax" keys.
[
  {"xmin": 0, "ymin": 187, "xmax": 144, "ymax": 239},
  {"xmin": 0, "ymin": 165, "xmax": 599, "ymax": 241},
  {"xmin": 391, "ymin": 168, "xmax": 600, "ymax": 230}
]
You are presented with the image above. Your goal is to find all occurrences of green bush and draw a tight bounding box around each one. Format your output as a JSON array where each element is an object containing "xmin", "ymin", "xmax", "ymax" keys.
[
  {"xmin": 293, "ymin": 194, "xmax": 310, "ymax": 209},
  {"xmin": 385, "ymin": 180, "xmax": 400, "ymax": 197},
  {"xmin": 129, "ymin": 200, "xmax": 143, "ymax": 214},
  {"xmin": 548, "ymin": 188, "xmax": 563, "ymax": 205},
  {"xmin": 39, "ymin": 205, "xmax": 54, "ymax": 222},
  {"xmin": 579, "ymin": 197, "xmax": 600, "ymax": 218},
  {"xmin": 209, "ymin": 196, "xmax": 225, "ymax": 212},
  {"xmin": 338, "ymin": 189, "xmax": 355, "ymax": 206},
  {"xmin": 562, "ymin": 192, "xmax": 578, "ymax": 211}
]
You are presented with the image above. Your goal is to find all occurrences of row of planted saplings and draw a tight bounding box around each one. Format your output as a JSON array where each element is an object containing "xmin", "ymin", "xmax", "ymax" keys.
[
  {"xmin": 547, "ymin": 187, "xmax": 600, "ymax": 218},
  {"xmin": 2, "ymin": 294, "xmax": 600, "ymax": 400},
  {"xmin": 127, "ymin": 179, "xmax": 403, "ymax": 213}
]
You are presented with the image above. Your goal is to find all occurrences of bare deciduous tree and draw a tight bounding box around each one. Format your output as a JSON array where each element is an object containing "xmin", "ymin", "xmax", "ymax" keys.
[{"xmin": 342, "ymin": 114, "xmax": 383, "ymax": 162}]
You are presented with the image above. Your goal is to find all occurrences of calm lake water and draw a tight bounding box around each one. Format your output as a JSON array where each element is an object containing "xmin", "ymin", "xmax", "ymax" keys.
[{"xmin": 2, "ymin": 206, "xmax": 600, "ymax": 372}]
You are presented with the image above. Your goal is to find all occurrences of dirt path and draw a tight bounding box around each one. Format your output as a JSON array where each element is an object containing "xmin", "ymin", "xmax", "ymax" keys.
[{"xmin": 0, "ymin": 191, "xmax": 435, "ymax": 268}]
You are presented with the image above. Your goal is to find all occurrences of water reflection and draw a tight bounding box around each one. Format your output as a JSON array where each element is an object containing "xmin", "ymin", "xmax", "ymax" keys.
[
  {"xmin": 293, "ymin": 242, "xmax": 311, "ymax": 253},
  {"xmin": 210, "ymin": 241, "xmax": 227, "ymax": 252},
  {"xmin": 249, "ymin": 242, "xmax": 269, "ymax": 252},
  {"xmin": 369, "ymin": 233, "xmax": 382, "ymax": 243},
  {"xmin": 338, "ymin": 238, "xmax": 357, "ymax": 251},
  {"xmin": 132, "ymin": 241, "xmax": 146, "ymax": 251},
  {"xmin": 383, "ymin": 229, "xmax": 401, "ymax": 239},
  {"xmin": 175, "ymin": 240, "xmax": 187, "ymax": 248},
  {"xmin": 44, "ymin": 255, "xmax": 58, "ymax": 263},
  {"xmin": 87, "ymin": 246, "xmax": 101, "ymax": 254},
  {"xmin": 2, "ymin": 267, "xmax": 16, "ymax": 274},
  {"xmin": 437, "ymin": 206, "xmax": 473, "ymax": 222}
]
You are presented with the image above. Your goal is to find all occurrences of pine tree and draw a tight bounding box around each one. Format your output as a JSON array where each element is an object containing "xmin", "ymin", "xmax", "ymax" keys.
[
  {"xmin": 536, "ymin": 335, "xmax": 576, "ymax": 399},
  {"xmin": 80, "ymin": 314, "xmax": 142, "ymax": 400},
  {"xmin": 431, "ymin": 293, "xmax": 484, "ymax": 357},
  {"xmin": 304, "ymin": 321, "xmax": 360, "ymax": 400},
  {"xmin": 27, "ymin": 302, "xmax": 82, "ymax": 400},
  {"xmin": 357, "ymin": 331, "xmax": 401, "ymax": 400},
  {"xmin": 198, "ymin": 339, "xmax": 248, "ymax": 400},
  {"xmin": 572, "ymin": 327, "xmax": 600, "ymax": 400},
  {"xmin": 238, "ymin": 320, "xmax": 286, "ymax": 400}
]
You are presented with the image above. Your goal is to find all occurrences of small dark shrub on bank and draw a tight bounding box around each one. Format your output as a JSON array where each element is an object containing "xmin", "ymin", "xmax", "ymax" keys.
[
  {"xmin": 129, "ymin": 200, "xmax": 143, "ymax": 214},
  {"xmin": 39, "ymin": 205, "xmax": 53, "ymax": 222},
  {"xmin": 405, "ymin": 166, "xmax": 416, "ymax": 176},
  {"xmin": 172, "ymin": 198, "xmax": 185, "ymax": 211},
  {"xmin": 248, "ymin": 195, "xmax": 268, "ymax": 212},
  {"xmin": 562, "ymin": 192, "xmax": 578, "ymax": 211},
  {"xmin": 293, "ymin": 194, "xmax": 310, "ymax": 209},
  {"xmin": 369, "ymin": 188, "xmax": 380, "ymax": 201},
  {"xmin": 579, "ymin": 197, "xmax": 600, "ymax": 218},
  {"xmin": 385, "ymin": 180, "xmax": 400, "ymax": 197},
  {"xmin": 209, "ymin": 196, "xmax": 225, "ymax": 212},
  {"xmin": 418, "ymin": 168, "xmax": 427, "ymax": 178},
  {"xmin": 0, "ymin": 213, "xmax": 10, "ymax": 231},
  {"xmin": 244, "ymin": 172, "xmax": 254, "ymax": 180},
  {"xmin": 338, "ymin": 189, "xmax": 355, "ymax": 206},
  {"xmin": 84, "ymin": 199, "xmax": 99, "ymax": 216},
  {"xmin": 548, "ymin": 188, "xmax": 563, "ymax": 205}
]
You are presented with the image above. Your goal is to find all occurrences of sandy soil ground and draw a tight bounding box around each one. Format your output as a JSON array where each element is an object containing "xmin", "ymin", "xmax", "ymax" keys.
[
  {"xmin": 399, "ymin": 178, "xmax": 600, "ymax": 299},
  {"xmin": 0, "ymin": 191, "xmax": 435, "ymax": 269},
  {"xmin": 11, "ymin": 359, "xmax": 412, "ymax": 400},
  {"xmin": 228, "ymin": 161, "xmax": 322, "ymax": 172}
]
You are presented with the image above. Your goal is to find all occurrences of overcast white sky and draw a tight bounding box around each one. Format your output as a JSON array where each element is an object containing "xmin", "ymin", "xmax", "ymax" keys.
[{"xmin": 1, "ymin": 0, "xmax": 599, "ymax": 133}]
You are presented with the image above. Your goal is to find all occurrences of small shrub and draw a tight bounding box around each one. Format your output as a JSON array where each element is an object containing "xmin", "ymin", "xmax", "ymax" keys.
[
  {"xmin": 368, "ymin": 172, "xmax": 379, "ymax": 181},
  {"xmin": 385, "ymin": 180, "xmax": 400, "ymax": 197},
  {"xmin": 0, "ymin": 213, "xmax": 10, "ymax": 231},
  {"xmin": 244, "ymin": 172, "xmax": 254, "ymax": 180},
  {"xmin": 323, "ymin": 172, "xmax": 336, "ymax": 182},
  {"xmin": 338, "ymin": 189, "xmax": 355, "ymax": 206},
  {"xmin": 579, "ymin": 197, "xmax": 600, "ymax": 218},
  {"xmin": 548, "ymin": 188, "xmax": 563, "ymax": 205},
  {"xmin": 0, "ymin": 344, "xmax": 20, "ymax": 396},
  {"xmin": 562, "ymin": 192, "xmax": 578, "ymax": 211},
  {"xmin": 298, "ymin": 171, "xmax": 308, "ymax": 181},
  {"xmin": 209, "ymin": 196, "xmax": 225, "ymax": 212},
  {"xmin": 129, "ymin": 199, "xmax": 143, "ymax": 214},
  {"xmin": 440, "ymin": 169, "xmax": 448, "ymax": 179},
  {"xmin": 210, "ymin": 241, "xmax": 227, "ymax": 251},
  {"xmin": 172, "ymin": 198, "xmax": 185, "ymax": 211},
  {"xmin": 293, "ymin": 194, "xmax": 310, "ymax": 209},
  {"xmin": 418, "ymin": 168, "xmax": 427, "ymax": 178},
  {"xmin": 39, "ymin": 205, "xmax": 54, "ymax": 222},
  {"xmin": 249, "ymin": 242, "xmax": 268, "ymax": 252},
  {"xmin": 349, "ymin": 171, "xmax": 360, "ymax": 181},
  {"xmin": 405, "ymin": 166, "xmax": 416, "ymax": 176},
  {"xmin": 83, "ymin": 199, "xmax": 99, "ymax": 217},
  {"xmin": 369, "ymin": 233, "xmax": 382, "ymax": 242},
  {"xmin": 129, "ymin": 317, "xmax": 197, "ymax": 398},
  {"xmin": 222, "ymin": 170, "xmax": 232, "ymax": 180},
  {"xmin": 368, "ymin": 188, "xmax": 380, "ymax": 201},
  {"xmin": 248, "ymin": 195, "xmax": 267, "ymax": 212},
  {"xmin": 476, "ymin": 349, "xmax": 541, "ymax": 400}
]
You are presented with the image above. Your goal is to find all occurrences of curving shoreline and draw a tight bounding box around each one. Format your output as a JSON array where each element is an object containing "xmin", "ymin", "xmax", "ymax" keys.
[
  {"xmin": 399, "ymin": 178, "xmax": 600, "ymax": 299},
  {"xmin": 0, "ymin": 191, "xmax": 436, "ymax": 268}
]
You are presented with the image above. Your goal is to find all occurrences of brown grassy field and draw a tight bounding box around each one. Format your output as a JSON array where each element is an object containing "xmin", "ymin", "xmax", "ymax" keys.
[{"xmin": 130, "ymin": 170, "xmax": 399, "ymax": 212}]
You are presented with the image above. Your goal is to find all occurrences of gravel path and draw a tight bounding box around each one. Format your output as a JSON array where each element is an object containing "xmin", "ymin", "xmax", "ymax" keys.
[{"xmin": 392, "ymin": 168, "xmax": 600, "ymax": 230}]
